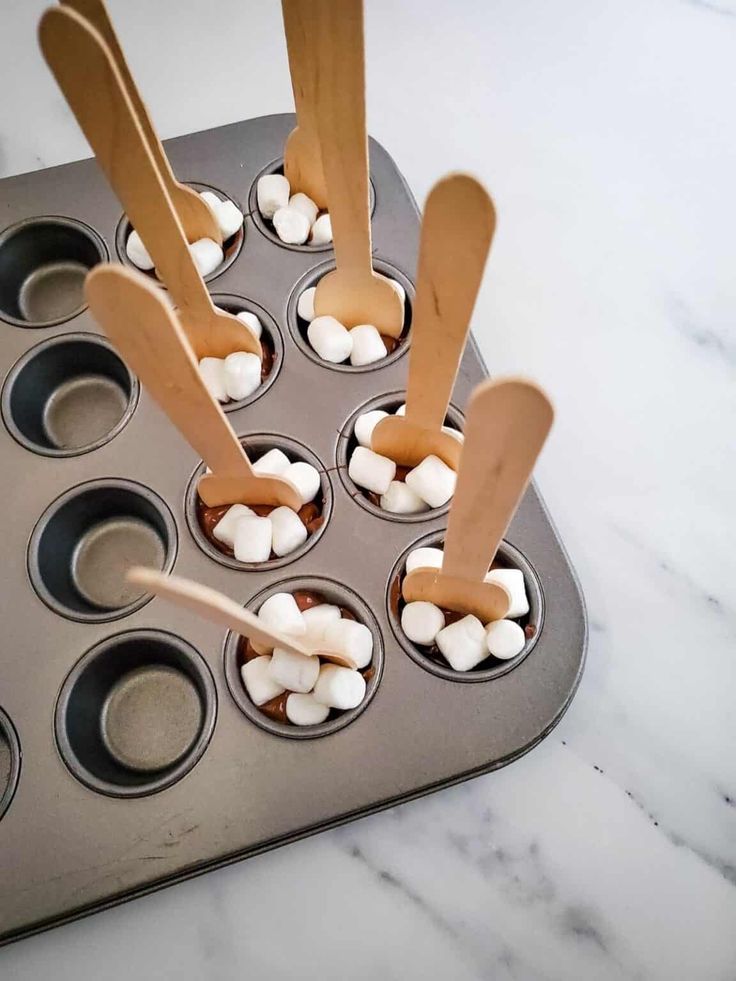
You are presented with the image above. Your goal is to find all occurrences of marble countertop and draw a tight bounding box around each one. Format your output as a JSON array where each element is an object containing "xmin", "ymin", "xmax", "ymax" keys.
[{"xmin": 1, "ymin": 0, "xmax": 734, "ymax": 977}]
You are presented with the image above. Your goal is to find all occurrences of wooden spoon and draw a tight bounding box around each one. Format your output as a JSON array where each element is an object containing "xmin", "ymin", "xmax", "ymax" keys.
[
  {"xmin": 85, "ymin": 265, "xmax": 302, "ymax": 510},
  {"xmin": 371, "ymin": 174, "xmax": 495, "ymax": 470},
  {"xmin": 281, "ymin": 0, "xmax": 328, "ymax": 209},
  {"xmin": 39, "ymin": 6, "xmax": 255, "ymax": 361},
  {"xmin": 402, "ymin": 378, "xmax": 554, "ymax": 621},
  {"xmin": 128, "ymin": 567, "xmax": 357, "ymax": 670},
  {"xmin": 60, "ymin": 0, "xmax": 222, "ymax": 245},
  {"xmin": 310, "ymin": 0, "xmax": 403, "ymax": 336}
]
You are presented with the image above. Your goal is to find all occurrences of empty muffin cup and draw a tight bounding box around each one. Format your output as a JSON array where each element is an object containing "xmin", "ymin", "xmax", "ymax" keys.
[
  {"xmin": 223, "ymin": 576, "xmax": 384, "ymax": 739},
  {"xmin": 0, "ymin": 216, "xmax": 107, "ymax": 328},
  {"xmin": 55, "ymin": 630, "xmax": 216, "ymax": 797},
  {"xmin": 0, "ymin": 707, "xmax": 21, "ymax": 822},
  {"xmin": 2, "ymin": 333, "xmax": 138, "ymax": 457},
  {"xmin": 387, "ymin": 529, "xmax": 544, "ymax": 683},
  {"xmin": 28, "ymin": 479, "xmax": 176, "ymax": 623}
]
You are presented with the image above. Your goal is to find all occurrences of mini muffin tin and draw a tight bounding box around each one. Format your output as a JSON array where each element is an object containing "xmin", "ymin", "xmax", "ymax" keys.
[{"xmin": 0, "ymin": 113, "xmax": 586, "ymax": 944}]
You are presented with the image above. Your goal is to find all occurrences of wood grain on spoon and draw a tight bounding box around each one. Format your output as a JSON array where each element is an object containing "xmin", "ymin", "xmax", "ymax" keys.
[
  {"xmin": 310, "ymin": 0, "xmax": 403, "ymax": 336},
  {"xmin": 39, "ymin": 6, "xmax": 254, "ymax": 361},
  {"xmin": 372, "ymin": 174, "xmax": 496, "ymax": 469},
  {"xmin": 85, "ymin": 264, "xmax": 302, "ymax": 510}
]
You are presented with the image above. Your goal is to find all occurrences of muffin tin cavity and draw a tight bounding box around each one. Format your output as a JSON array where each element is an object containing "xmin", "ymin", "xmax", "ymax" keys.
[
  {"xmin": 2, "ymin": 333, "xmax": 138, "ymax": 457},
  {"xmin": 224, "ymin": 576, "xmax": 383, "ymax": 739},
  {"xmin": 0, "ymin": 217, "xmax": 107, "ymax": 328},
  {"xmin": 388, "ymin": 530, "xmax": 544, "ymax": 682},
  {"xmin": 186, "ymin": 434, "xmax": 332, "ymax": 571},
  {"xmin": 55, "ymin": 630, "xmax": 216, "ymax": 797},
  {"xmin": 0, "ymin": 708, "xmax": 21, "ymax": 822},
  {"xmin": 208, "ymin": 294, "xmax": 283, "ymax": 412},
  {"xmin": 28, "ymin": 479, "xmax": 176, "ymax": 622}
]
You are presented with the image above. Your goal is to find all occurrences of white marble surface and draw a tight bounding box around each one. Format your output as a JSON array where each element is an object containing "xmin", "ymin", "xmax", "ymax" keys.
[{"xmin": 2, "ymin": 0, "xmax": 735, "ymax": 977}]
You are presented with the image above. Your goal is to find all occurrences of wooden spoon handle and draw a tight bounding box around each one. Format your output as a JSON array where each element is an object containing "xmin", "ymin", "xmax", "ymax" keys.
[
  {"xmin": 406, "ymin": 174, "xmax": 496, "ymax": 431},
  {"xmin": 442, "ymin": 378, "xmax": 554, "ymax": 581},
  {"xmin": 39, "ymin": 6, "xmax": 212, "ymax": 321},
  {"xmin": 85, "ymin": 265, "xmax": 250, "ymax": 478}
]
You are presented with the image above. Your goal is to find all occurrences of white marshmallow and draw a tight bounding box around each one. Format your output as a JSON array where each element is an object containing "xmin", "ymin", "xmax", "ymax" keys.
[
  {"xmin": 309, "ymin": 213, "xmax": 332, "ymax": 245},
  {"xmin": 395, "ymin": 403, "xmax": 406, "ymax": 416},
  {"xmin": 284, "ymin": 460, "xmax": 320, "ymax": 505},
  {"xmin": 348, "ymin": 446, "xmax": 396, "ymax": 495},
  {"xmin": 258, "ymin": 592, "xmax": 306, "ymax": 637},
  {"xmin": 313, "ymin": 664, "xmax": 366, "ymax": 710},
  {"xmin": 236, "ymin": 310, "xmax": 263, "ymax": 340},
  {"xmin": 257, "ymin": 173, "xmax": 290, "ymax": 219},
  {"xmin": 323, "ymin": 618, "xmax": 373, "ymax": 670},
  {"xmin": 308, "ymin": 315, "xmax": 353, "ymax": 363},
  {"xmin": 253, "ymin": 448, "xmax": 291, "ymax": 476},
  {"xmin": 269, "ymin": 647, "xmax": 320, "ymax": 693},
  {"xmin": 273, "ymin": 206, "xmax": 310, "ymax": 245},
  {"xmin": 401, "ymin": 601, "xmax": 445, "ymax": 646},
  {"xmin": 354, "ymin": 409, "xmax": 388, "ymax": 448},
  {"xmin": 405, "ymin": 546, "xmax": 444, "ymax": 574},
  {"xmin": 241, "ymin": 656, "xmax": 285, "ymax": 706},
  {"xmin": 233, "ymin": 515, "xmax": 272, "ymax": 563},
  {"xmin": 405, "ymin": 455, "xmax": 457, "ymax": 509},
  {"xmin": 436, "ymin": 615, "xmax": 488, "ymax": 672},
  {"xmin": 289, "ymin": 192, "xmax": 319, "ymax": 225},
  {"xmin": 223, "ymin": 351, "xmax": 261, "ymax": 401},
  {"xmin": 349, "ymin": 324, "xmax": 387, "ymax": 366},
  {"xmin": 302, "ymin": 604, "xmax": 342, "ymax": 649},
  {"xmin": 198, "ymin": 357, "xmax": 228, "ymax": 402},
  {"xmin": 380, "ymin": 481, "xmax": 429, "ymax": 514},
  {"xmin": 212, "ymin": 503, "xmax": 254, "ymax": 548},
  {"xmin": 189, "ymin": 238, "xmax": 223, "ymax": 277},
  {"xmin": 286, "ymin": 692, "xmax": 330, "ymax": 726},
  {"xmin": 486, "ymin": 619, "xmax": 526, "ymax": 660},
  {"xmin": 297, "ymin": 287, "xmax": 316, "ymax": 322},
  {"xmin": 126, "ymin": 229, "xmax": 154, "ymax": 270},
  {"xmin": 199, "ymin": 190, "xmax": 221, "ymax": 209},
  {"xmin": 216, "ymin": 199, "xmax": 244, "ymax": 238},
  {"xmin": 442, "ymin": 425, "xmax": 464, "ymax": 443},
  {"xmin": 269, "ymin": 506, "xmax": 308, "ymax": 557},
  {"xmin": 484, "ymin": 568, "xmax": 529, "ymax": 618}
]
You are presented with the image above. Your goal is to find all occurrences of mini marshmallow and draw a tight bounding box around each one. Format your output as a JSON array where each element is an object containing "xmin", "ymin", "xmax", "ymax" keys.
[
  {"xmin": 253, "ymin": 448, "xmax": 291, "ymax": 476},
  {"xmin": 257, "ymin": 173, "xmax": 290, "ymax": 219},
  {"xmin": 236, "ymin": 310, "xmax": 263, "ymax": 340},
  {"xmin": 380, "ymin": 481, "xmax": 429, "ymax": 514},
  {"xmin": 289, "ymin": 192, "xmax": 319, "ymax": 225},
  {"xmin": 405, "ymin": 546, "xmax": 444, "ymax": 574},
  {"xmin": 269, "ymin": 647, "xmax": 320, "ymax": 693},
  {"xmin": 189, "ymin": 238, "xmax": 223, "ymax": 277},
  {"xmin": 323, "ymin": 618, "xmax": 373, "ymax": 670},
  {"xmin": 216, "ymin": 199, "xmax": 244, "ymax": 238},
  {"xmin": 302, "ymin": 604, "xmax": 342, "ymax": 649},
  {"xmin": 198, "ymin": 357, "xmax": 228, "ymax": 402},
  {"xmin": 126, "ymin": 230, "xmax": 154, "ymax": 270},
  {"xmin": 486, "ymin": 619, "xmax": 526, "ymax": 660},
  {"xmin": 484, "ymin": 568, "xmax": 529, "ymax": 619},
  {"xmin": 313, "ymin": 664, "xmax": 366, "ymax": 710},
  {"xmin": 401, "ymin": 601, "xmax": 445, "ymax": 646},
  {"xmin": 233, "ymin": 515, "xmax": 272, "ymax": 563},
  {"xmin": 241, "ymin": 656, "xmax": 285, "ymax": 706},
  {"xmin": 297, "ymin": 287, "xmax": 316, "ymax": 322},
  {"xmin": 309, "ymin": 213, "xmax": 332, "ymax": 245},
  {"xmin": 223, "ymin": 351, "xmax": 261, "ymax": 401},
  {"xmin": 348, "ymin": 446, "xmax": 396, "ymax": 495},
  {"xmin": 258, "ymin": 592, "xmax": 306, "ymax": 637},
  {"xmin": 354, "ymin": 409, "xmax": 389, "ymax": 448},
  {"xmin": 395, "ymin": 403, "xmax": 406, "ymax": 416},
  {"xmin": 284, "ymin": 461, "xmax": 320, "ymax": 505},
  {"xmin": 436, "ymin": 615, "xmax": 488, "ymax": 672},
  {"xmin": 199, "ymin": 190, "xmax": 222, "ymax": 210},
  {"xmin": 442, "ymin": 425, "xmax": 464, "ymax": 443},
  {"xmin": 308, "ymin": 315, "xmax": 353, "ymax": 363},
  {"xmin": 405, "ymin": 455, "xmax": 457, "ymax": 509},
  {"xmin": 269, "ymin": 506, "xmax": 308, "ymax": 557},
  {"xmin": 212, "ymin": 503, "xmax": 254, "ymax": 548},
  {"xmin": 273, "ymin": 206, "xmax": 310, "ymax": 245},
  {"xmin": 286, "ymin": 692, "xmax": 330, "ymax": 726},
  {"xmin": 349, "ymin": 324, "xmax": 387, "ymax": 366}
]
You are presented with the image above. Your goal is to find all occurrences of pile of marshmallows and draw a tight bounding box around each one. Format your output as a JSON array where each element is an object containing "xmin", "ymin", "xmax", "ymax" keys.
[
  {"xmin": 126, "ymin": 190, "xmax": 243, "ymax": 277},
  {"xmin": 401, "ymin": 546, "xmax": 530, "ymax": 671},
  {"xmin": 297, "ymin": 276, "xmax": 406, "ymax": 366},
  {"xmin": 257, "ymin": 174, "xmax": 332, "ymax": 247},
  {"xmin": 241, "ymin": 592, "xmax": 372, "ymax": 726},
  {"xmin": 209, "ymin": 449, "xmax": 321, "ymax": 562},
  {"xmin": 348, "ymin": 405, "xmax": 462, "ymax": 513},
  {"xmin": 198, "ymin": 312, "xmax": 264, "ymax": 404}
]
